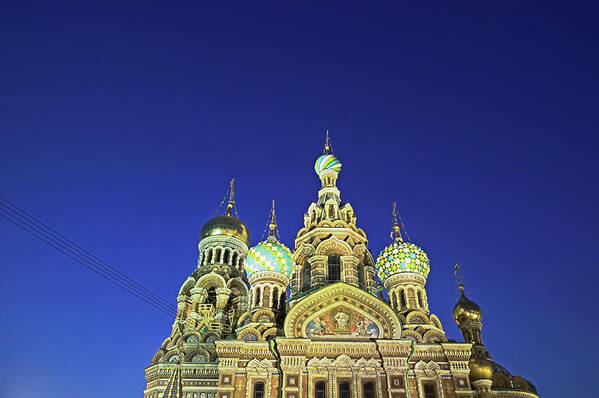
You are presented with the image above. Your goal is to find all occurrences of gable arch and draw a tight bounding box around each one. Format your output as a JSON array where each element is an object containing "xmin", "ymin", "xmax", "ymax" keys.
[
  {"xmin": 178, "ymin": 277, "xmax": 196, "ymax": 296},
  {"xmin": 284, "ymin": 282, "xmax": 401, "ymax": 339},
  {"xmin": 315, "ymin": 235, "xmax": 353, "ymax": 256},
  {"xmin": 196, "ymin": 271, "xmax": 226, "ymax": 290}
]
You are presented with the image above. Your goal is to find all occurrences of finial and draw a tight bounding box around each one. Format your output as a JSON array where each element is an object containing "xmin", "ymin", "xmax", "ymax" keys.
[
  {"xmin": 391, "ymin": 202, "xmax": 403, "ymax": 241},
  {"xmin": 268, "ymin": 199, "xmax": 277, "ymax": 236},
  {"xmin": 225, "ymin": 178, "xmax": 236, "ymax": 216},
  {"xmin": 324, "ymin": 129, "xmax": 331, "ymax": 154},
  {"xmin": 454, "ymin": 262, "xmax": 464, "ymax": 292}
]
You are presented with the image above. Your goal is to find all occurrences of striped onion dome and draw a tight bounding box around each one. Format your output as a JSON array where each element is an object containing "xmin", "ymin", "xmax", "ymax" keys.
[
  {"xmin": 245, "ymin": 235, "xmax": 294, "ymax": 278},
  {"xmin": 314, "ymin": 154, "xmax": 342, "ymax": 175},
  {"xmin": 375, "ymin": 239, "xmax": 431, "ymax": 280}
]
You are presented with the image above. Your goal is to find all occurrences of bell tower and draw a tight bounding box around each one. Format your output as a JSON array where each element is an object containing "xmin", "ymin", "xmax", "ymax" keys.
[{"xmin": 290, "ymin": 132, "xmax": 377, "ymax": 303}]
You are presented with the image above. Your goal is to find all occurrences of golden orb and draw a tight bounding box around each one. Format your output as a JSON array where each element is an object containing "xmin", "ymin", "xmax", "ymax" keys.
[
  {"xmin": 199, "ymin": 215, "xmax": 250, "ymax": 245},
  {"xmin": 468, "ymin": 357, "xmax": 494, "ymax": 381},
  {"xmin": 453, "ymin": 289, "xmax": 482, "ymax": 325}
]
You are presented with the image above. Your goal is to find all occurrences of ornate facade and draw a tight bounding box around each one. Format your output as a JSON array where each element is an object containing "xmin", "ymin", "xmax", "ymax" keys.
[{"xmin": 144, "ymin": 135, "xmax": 540, "ymax": 398}]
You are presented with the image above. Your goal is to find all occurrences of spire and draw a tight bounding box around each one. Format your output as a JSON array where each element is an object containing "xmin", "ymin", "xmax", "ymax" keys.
[
  {"xmin": 391, "ymin": 202, "xmax": 403, "ymax": 241},
  {"xmin": 454, "ymin": 262, "xmax": 465, "ymax": 292},
  {"xmin": 224, "ymin": 178, "xmax": 237, "ymax": 216},
  {"xmin": 268, "ymin": 199, "xmax": 278, "ymax": 238},
  {"xmin": 324, "ymin": 129, "xmax": 331, "ymax": 154}
]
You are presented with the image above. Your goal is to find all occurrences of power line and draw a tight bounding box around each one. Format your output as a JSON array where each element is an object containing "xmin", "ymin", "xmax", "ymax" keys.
[
  {"xmin": 0, "ymin": 196, "xmax": 176, "ymax": 312},
  {"xmin": 0, "ymin": 197, "xmax": 177, "ymax": 317}
]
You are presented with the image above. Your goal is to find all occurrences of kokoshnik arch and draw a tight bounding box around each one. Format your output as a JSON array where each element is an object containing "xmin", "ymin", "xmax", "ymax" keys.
[{"xmin": 144, "ymin": 134, "xmax": 540, "ymax": 398}]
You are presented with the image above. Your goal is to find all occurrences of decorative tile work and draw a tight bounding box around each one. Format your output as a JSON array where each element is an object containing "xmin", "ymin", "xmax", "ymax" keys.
[
  {"xmin": 245, "ymin": 235, "xmax": 294, "ymax": 277},
  {"xmin": 375, "ymin": 240, "xmax": 431, "ymax": 279}
]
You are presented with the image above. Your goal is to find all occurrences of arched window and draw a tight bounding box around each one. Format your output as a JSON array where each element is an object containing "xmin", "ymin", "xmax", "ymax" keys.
[
  {"xmin": 328, "ymin": 254, "xmax": 341, "ymax": 282},
  {"xmin": 232, "ymin": 252, "xmax": 238, "ymax": 267},
  {"xmin": 215, "ymin": 248, "xmax": 222, "ymax": 263},
  {"xmin": 315, "ymin": 381, "xmax": 326, "ymax": 398},
  {"xmin": 423, "ymin": 383, "xmax": 436, "ymax": 398},
  {"xmin": 253, "ymin": 381, "xmax": 264, "ymax": 398},
  {"xmin": 417, "ymin": 290, "xmax": 423, "ymax": 308},
  {"xmin": 255, "ymin": 287, "xmax": 261, "ymax": 307},
  {"xmin": 206, "ymin": 249, "xmax": 213, "ymax": 264},
  {"xmin": 303, "ymin": 262, "xmax": 311, "ymax": 290},
  {"xmin": 399, "ymin": 289, "xmax": 406, "ymax": 308},
  {"xmin": 339, "ymin": 381, "xmax": 350, "ymax": 398},
  {"xmin": 223, "ymin": 249, "xmax": 230, "ymax": 265},
  {"xmin": 273, "ymin": 287, "xmax": 279, "ymax": 309},
  {"xmin": 279, "ymin": 290, "xmax": 286, "ymax": 311},
  {"xmin": 363, "ymin": 381, "xmax": 375, "ymax": 398},
  {"xmin": 358, "ymin": 263, "xmax": 364, "ymax": 287},
  {"xmin": 328, "ymin": 205, "xmax": 335, "ymax": 218},
  {"xmin": 206, "ymin": 287, "xmax": 217, "ymax": 307}
]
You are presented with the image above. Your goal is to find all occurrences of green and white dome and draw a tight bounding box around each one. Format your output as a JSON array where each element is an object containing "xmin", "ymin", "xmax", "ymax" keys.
[
  {"xmin": 245, "ymin": 235, "xmax": 294, "ymax": 278},
  {"xmin": 314, "ymin": 154, "xmax": 342, "ymax": 175},
  {"xmin": 375, "ymin": 239, "xmax": 431, "ymax": 280}
]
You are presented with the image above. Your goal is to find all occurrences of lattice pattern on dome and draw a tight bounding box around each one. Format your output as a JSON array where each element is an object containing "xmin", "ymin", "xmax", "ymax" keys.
[
  {"xmin": 245, "ymin": 235, "xmax": 294, "ymax": 278},
  {"xmin": 314, "ymin": 154, "xmax": 342, "ymax": 174},
  {"xmin": 375, "ymin": 240, "xmax": 431, "ymax": 279}
]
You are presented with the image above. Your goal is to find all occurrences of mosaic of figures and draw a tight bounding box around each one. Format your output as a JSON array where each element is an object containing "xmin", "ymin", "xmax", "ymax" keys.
[{"xmin": 305, "ymin": 306, "xmax": 380, "ymax": 338}]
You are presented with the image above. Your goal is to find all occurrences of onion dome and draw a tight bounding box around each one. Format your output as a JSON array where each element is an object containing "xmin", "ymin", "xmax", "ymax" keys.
[
  {"xmin": 314, "ymin": 154, "xmax": 342, "ymax": 175},
  {"xmin": 376, "ymin": 239, "xmax": 431, "ymax": 280},
  {"xmin": 199, "ymin": 179, "xmax": 250, "ymax": 246},
  {"xmin": 453, "ymin": 287, "xmax": 482, "ymax": 325},
  {"xmin": 468, "ymin": 357, "xmax": 494, "ymax": 381},
  {"xmin": 375, "ymin": 204, "xmax": 431, "ymax": 280},
  {"xmin": 199, "ymin": 214, "xmax": 250, "ymax": 246},
  {"xmin": 245, "ymin": 235, "xmax": 294, "ymax": 278},
  {"xmin": 314, "ymin": 130, "xmax": 342, "ymax": 175},
  {"xmin": 244, "ymin": 200, "xmax": 294, "ymax": 278}
]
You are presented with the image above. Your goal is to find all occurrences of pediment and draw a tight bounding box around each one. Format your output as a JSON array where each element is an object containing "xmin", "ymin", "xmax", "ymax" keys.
[{"xmin": 284, "ymin": 282, "xmax": 401, "ymax": 339}]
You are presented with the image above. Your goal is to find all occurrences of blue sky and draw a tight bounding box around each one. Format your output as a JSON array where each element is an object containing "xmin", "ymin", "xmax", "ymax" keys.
[{"xmin": 1, "ymin": 2, "xmax": 598, "ymax": 397}]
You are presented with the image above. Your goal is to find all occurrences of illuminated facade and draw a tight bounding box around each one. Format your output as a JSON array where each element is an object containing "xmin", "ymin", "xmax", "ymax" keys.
[{"xmin": 144, "ymin": 136, "xmax": 540, "ymax": 398}]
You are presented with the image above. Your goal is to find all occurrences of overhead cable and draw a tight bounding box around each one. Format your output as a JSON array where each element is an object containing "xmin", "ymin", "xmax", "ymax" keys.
[{"xmin": 0, "ymin": 197, "xmax": 177, "ymax": 317}]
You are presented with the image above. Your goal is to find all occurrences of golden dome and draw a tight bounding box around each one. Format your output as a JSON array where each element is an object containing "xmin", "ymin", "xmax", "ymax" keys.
[
  {"xmin": 468, "ymin": 357, "xmax": 494, "ymax": 381},
  {"xmin": 453, "ymin": 288, "xmax": 482, "ymax": 325},
  {"xmin": 199, "ymin": 214, "xmax": 250, "ymax": 246}
]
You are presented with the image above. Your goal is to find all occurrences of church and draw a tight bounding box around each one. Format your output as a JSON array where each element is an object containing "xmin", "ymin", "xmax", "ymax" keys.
[{"xmin": 144, "ymin": 136, "xmax": 540, "ymax": 398}]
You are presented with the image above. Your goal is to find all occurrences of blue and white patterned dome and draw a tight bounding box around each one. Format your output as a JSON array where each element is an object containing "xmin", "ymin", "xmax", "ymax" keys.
[
  {"xmin": 375, "ymin": 239, "xmax": 431, "ymax": 280},
  {"xmin": 314, "ymin": 154, "xmax": 342, "ymax": 175},
  {"xmin": 245, "ymin": 235, "xmax": 294, "ymax": 278}
]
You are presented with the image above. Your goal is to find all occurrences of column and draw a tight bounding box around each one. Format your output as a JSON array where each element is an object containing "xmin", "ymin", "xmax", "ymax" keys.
[{"xmin": 340, "ymin": 255, "xmax": 359, "ymax": 287}]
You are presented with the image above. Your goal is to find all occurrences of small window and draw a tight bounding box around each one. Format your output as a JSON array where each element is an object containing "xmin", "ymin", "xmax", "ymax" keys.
[
  {"xmin": 254, "ymin": 381, "xmax": 265, "ymax": 398},
  {"xmin": 315, "ymin": 380, "xmax": 326, "ymax": 398},
  {"xmin": 424, "ymin": 383, "xmax": 436, "ymax": 398},
  {"xmin": 206, "ymin": 287, "xmax": 217, "ymax": 306},
  {"xmin": 328, "ymin": 205, "xmax": 335, "ymax": 218},
  {"xmin": 339, "ymin": 381, "xmax": 350, "ymax": 398},
  {"xmin": 273, "ymin": 287, "xmax": 279, "ymax": 309},
  {"xmin": 358, "ymin": 263, "xmax": 364, "ymax": 287},
  {"xmin": 303, "ymin": 262, "xmax": 312, "ymax": 290},
  {"xmin": 363, "ymin": 381, "xmax": 374, "ymax": 398},
  {"xmin": 255, "ymin": 287, "xmax": 261, "ymax": 307},
  {"xmin": 328, "ymin": 254, "xmax": 341, "ymax": 282},
  {"xmin": 223, "ymin": 249, "xmax": 230, "ymax": 264}
]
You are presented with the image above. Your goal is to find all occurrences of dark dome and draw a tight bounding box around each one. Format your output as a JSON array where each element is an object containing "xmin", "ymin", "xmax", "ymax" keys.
[{"xmin": 199, "ymin": 214, "xmax": 250, "ymax": 245}]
